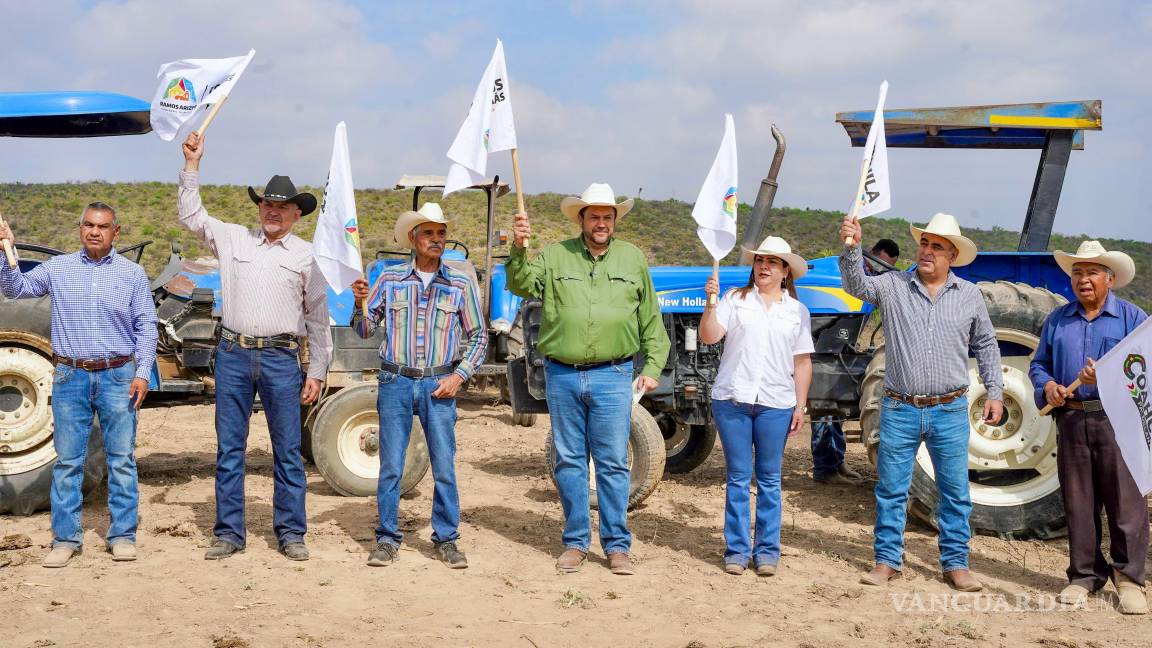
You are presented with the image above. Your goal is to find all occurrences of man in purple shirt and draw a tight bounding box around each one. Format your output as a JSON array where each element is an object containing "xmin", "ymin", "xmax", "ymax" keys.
[
  {"xmin": 1029, "ymin": 240, "xmax": 1148, "ymax": 614},
  {"xmin": 0, "ymin": 203, "xmax": 157, "ymax": 568}
]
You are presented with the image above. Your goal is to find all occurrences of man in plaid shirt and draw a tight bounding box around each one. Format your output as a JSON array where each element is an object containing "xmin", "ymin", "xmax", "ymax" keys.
[{"xmin": 0, "ymin": 203, "xmax": 157, "ymax": 568}]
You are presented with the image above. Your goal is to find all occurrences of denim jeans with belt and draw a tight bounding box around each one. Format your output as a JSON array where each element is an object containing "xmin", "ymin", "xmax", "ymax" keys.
[
  {"xmin": 711, "ymin": 399, "xmax": 792, "ymax": 566},
  {"xmin": 212, "ymin": 340, "xmax": 307, "ymax": 549},
  {"xmin": 874, "ymin": 395, "xmax": 972, "ymax": 572},
  {"xmin": 545, "ymin": 359, "xmax": 633, "ymax": 554},
  {"xmin": 50, "ymin": 362, "xmax": 139, "ymax": 549},
  {"xmin": 375, "ymin": 370, "xmax": 460, "ymax": 547}
]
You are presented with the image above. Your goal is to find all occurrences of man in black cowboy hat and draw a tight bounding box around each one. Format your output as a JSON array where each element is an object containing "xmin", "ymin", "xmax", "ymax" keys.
[{"xmin": 178, "ymin": 132, "xmax": 332, "ymax": 562}]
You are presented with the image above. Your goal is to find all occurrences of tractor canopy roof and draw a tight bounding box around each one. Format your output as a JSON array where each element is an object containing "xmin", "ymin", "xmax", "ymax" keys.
[
  {"xmin": 0, "ymin": 91, "xmax": 152, "ymax": 138},
  {"xmin": 836, "ymin": 99, "xmax": 1101, "ymax": 150}
]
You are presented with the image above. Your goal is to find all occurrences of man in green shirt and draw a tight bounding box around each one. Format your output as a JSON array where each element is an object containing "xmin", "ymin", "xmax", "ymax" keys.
[{"xmin": 506, "ymin": 183, "xmax": 670, "ymax": 576}]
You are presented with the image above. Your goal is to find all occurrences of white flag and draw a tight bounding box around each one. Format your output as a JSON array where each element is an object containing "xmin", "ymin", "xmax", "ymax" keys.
[
  {"xmin": 443, "ymin": 40, "xmax": 517, "ymax": 197},
  {"xmin": 314, "ymin": 122, "xmax": 363, "ymax": 292},
  {"xmin": 1096, "ymin": 317, "xmax": 1152, "ymax": 495},
  {"xmin": 853, "ymin": 80, "xmax": 891, "ymax": 219},
  {"xmin": 150, "ymin": 49, "xmax": 255, "ymax": 141},
  {"xmin": 691, "ymin": 114, "xmax": 738, "ymax": 261}
]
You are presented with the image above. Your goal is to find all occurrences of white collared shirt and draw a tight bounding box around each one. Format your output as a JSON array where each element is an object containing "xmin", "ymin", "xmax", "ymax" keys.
[{"xmin": 710, "ymin": 289, "xmax": 814, "ymax": 408}]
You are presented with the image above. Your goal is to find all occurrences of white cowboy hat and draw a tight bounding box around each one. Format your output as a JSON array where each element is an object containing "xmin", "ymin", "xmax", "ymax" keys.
[
  {"xmin": 909, "ymin": 213, "xmax": 978, "ymax": 267},
  {"xmin": 1054, "ymin": 240, "xmax": 1136, "ymax": 289},
  {"xmin": 559, "ymin": 183, "xmax": 634, "ymax": 223},
  {"xmin": 393, "ymin": 202, "xmax": 457, "ymax": 248},
  {"xmin": 741, "ymin": 235, "xmax": 808, "ymax": 280}
]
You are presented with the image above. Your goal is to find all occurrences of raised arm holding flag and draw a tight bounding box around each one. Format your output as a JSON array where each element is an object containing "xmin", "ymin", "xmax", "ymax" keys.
[
  {"xmin": 691, "ymin": 114, "xmax": 738, "ymax": 306},
  {"xmin": 845, "ymin": 80, "xmax": 891, "ymax": 245},
  {"xmin": 150, "ymin": 49, "xmax": 255, "ymax": 141}
]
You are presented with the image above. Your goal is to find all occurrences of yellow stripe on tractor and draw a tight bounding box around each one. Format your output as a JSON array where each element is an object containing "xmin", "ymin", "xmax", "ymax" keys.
[{"xmin": 988, "ymin": 115, "xmax": 1101, "ymax": 129}]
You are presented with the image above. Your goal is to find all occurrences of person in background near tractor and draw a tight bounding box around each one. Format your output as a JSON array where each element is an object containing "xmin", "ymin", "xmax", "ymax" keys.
[
  {"xmin": 1029, "ymin": 241, "xmax": 1148, "ymax": 614},
  {"xmin": 0, "ymin": 204, "xmax": 157, "ymax": 568},
  {"xmin": 840, "ymin": 212, "xmax": 1003, "ymax": 592},
  {"xmin": 348, "ymin": 202, "xmax": 486, "ymax": 570},
  {"xmin": 811, "ymin": 238, "xmax": 902, "ymax": 486},
  {"xmin": 506, "ymin": 183, "xmax": 670, "ymax": 576},
  {"xmin": 700, "ymin": 236, "xmax": 813, "ymax": 576},
  {"xmin": 178, "ymin": 132, "xmax": 331, "ymax": 562}
]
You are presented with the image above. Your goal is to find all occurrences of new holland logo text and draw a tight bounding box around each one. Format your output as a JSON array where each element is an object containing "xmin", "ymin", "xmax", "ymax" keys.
[
  {"xmin": 1124, "ymin": 353, "xmax": 1152, "ymax": 451},
  {"xmin": 159, "ymin": 77, "xmax": 197, "ymax": 113}
]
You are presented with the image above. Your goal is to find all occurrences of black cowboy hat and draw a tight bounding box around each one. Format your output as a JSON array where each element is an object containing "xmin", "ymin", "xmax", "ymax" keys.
[{"xmin": 247, "ymin": 175, "xmax": 318, "ymax": 216}]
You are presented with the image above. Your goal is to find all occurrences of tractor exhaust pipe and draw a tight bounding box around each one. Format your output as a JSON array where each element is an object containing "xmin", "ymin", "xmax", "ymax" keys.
[{"xmin": 739, "ymin": 124, "xmax": 787, "ymax": 257}]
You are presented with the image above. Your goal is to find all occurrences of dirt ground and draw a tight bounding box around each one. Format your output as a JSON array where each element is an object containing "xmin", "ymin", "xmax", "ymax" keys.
[{"xmin": 2, "ymin": 395, "xmax": 1150, "ymax": 648}]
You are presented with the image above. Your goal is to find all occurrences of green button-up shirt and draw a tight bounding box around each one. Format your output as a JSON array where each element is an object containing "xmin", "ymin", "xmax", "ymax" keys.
[{"xmin": 506, "ymin": 237, "xmax": 670, "ymax": 379}]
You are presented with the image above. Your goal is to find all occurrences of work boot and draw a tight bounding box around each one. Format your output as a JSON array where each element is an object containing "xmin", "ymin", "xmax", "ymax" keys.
[
  {"xmin": 434, "ymin": 541, "xmax": 468, "ymax": 569},
  {"xmin": 555, "ymin": 548, "xmax": 587, "ymax": 574},
  {"xmin": 1057, "ymin": 583, "xmax": 1090, "ymax": 606},
  {"xmin": 755, "ymin": 562, "xmax": 777, "ymax": 577},
  {"xmin": 838, "ymin": 463, "xmax": 862, "ymax": 481},
  {"xmin": 724, "ymin": 561, "xmax": 746, "ymax": 576},
  {"xmin": 280, "ymin": 543, "xmax": 309, "ymax": 561},
  {"xmin": 607, "ymin": 552, "xmax": 635, "ymax": 576},
  {"xmin": 366, "ymin": 542, "xmax": 399, "ymax": 567},
  {"xmin": 944, "ymin": 569, "xmax": 984, "ymax": 592},
  {"xmin": 42, "ymin": 545, "xmax": 80, "ymax": 568},
  {"xmin": 204, "ymin": 539, "xmax": 243, "ymax": 561},
  {"xmin": 1113, "ymin": 569, "xmax": 1149, "ymax": 615},
  {"xmin": 859, "ymin": 564, "xmax": 900, "ymax": 586},
  {"xmin": 109, "ymin": 542, "xmax": 137, "ymax": 562},
  {"xmin": 814, "ymin": 472, "xmax": 856, "ymax": 485}
]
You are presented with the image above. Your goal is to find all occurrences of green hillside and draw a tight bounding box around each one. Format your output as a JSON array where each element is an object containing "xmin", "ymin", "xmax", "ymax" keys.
[{"xmin": 1, "ymin": 181, "xmax": 1148, "ymax": 310}]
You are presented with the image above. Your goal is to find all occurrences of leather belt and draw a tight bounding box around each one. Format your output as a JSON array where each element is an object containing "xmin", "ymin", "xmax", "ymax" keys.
[
  {"xmin": 885, "ymin": 387, "xmax": 969, "ymax": 408},
  {"xmin": 547, "ymin": 356, "xmax": 632, "ymax": 371},
  {"xmin": 221, "ymin": 327, "xmax": 299, "ymax": 350},
  {"xmin": 54, "ymin": 355, "xmax": 133, "ymax": 371},
  {"xmin": 381, "ymin": 361, "xmax": 457, "ymax": 379},
  {"xmin": 1063, "ymin": 399, "xmax": 1104, "ymax": 412}
]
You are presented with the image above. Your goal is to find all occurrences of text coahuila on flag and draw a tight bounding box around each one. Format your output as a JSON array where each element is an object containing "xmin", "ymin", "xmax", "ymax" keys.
[
  {"xmin": 150, "ymin": 49, "xmax": 255, "ymax": 141},
  {"xmin": 443, "ymin": 40, "xmax": 517, "ymax": 196},
  {"xmin": 692, "ymin": 114, "xmax": 738, "ymax": 261},
  {"xmin": 1096, "ymin": 316, "xmax": 1152, "ymax": 495},
  {"xmin": 314, "ymin": 122, "xmax": 363, "ymax": 294},
  {"xmin": 851, "ymin": 80, "xmax": 891, "ymax": 220}
]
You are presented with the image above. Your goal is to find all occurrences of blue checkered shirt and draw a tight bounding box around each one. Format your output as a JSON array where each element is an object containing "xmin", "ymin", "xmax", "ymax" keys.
[{"xmin": 1, "ymin": 249, "xmax": 158, "ymax": 380}]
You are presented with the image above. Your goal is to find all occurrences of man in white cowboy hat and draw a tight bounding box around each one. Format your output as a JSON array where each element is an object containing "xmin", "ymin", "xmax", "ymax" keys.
[
  {"xmin": 840, "ymin": 212, "xmax": 1003, "ymax": 591},
  {"xmin": 1029, "ymin": 240, "xmax": 1148, "ymax": 613},
  {"xmin": 179, "ymin": 132, "xmax": 331, "ymax": 562},
  {"xmin": 506, "ymin": 183, "xmax": 670, "ymax": 575},
  {"xmin": 349, "ymin": 202, "xmax": 486, "ymax": 570}
]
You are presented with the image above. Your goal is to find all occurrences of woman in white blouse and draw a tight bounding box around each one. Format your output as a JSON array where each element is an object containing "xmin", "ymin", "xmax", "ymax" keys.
[{"xmin": 700, "ymin": 236, "xmax": 814, "ymax": 576}]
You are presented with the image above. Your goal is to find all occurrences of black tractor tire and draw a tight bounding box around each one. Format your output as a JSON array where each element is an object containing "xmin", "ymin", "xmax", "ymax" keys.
[
  {"xmin": 661, "ymin": 418, "xmax": 718, "ymax": 475},
  {"xmin": 502, "ymin": 317, "xmax": 537, "ymax": 427},
  {"xmin": 311, "ymin": 383, "xmax": 430, "ymax": 498},
  {"xmin": 546, "ymin": 404, "xmax": 665, "ymax": 510},
  {"xmin": 859, "ymin": 280, "xmax": 1067, "ymax": 540},
  {"xmin": 0, "ymin": 425, "xmax": 105, "ymax": 516},
  {"xmin": 300, "ymin": 404, "xmax": 316, "ymax": 464}
]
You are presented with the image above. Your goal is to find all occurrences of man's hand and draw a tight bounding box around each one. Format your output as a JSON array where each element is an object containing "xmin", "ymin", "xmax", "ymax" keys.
[
  {"xmin": 789, "ymin": 407, "xmax": 805, "ymax": 437},
  {"xmin": 351, "ymin": 277, "xmax": 370, "ymax": 309},
  {"xmin": 637, "ymin": 375, "xmax": 659, "ymax": 393},
  {"xmin": 982, "ymin": 398, "xmax": 1004, "ymax": 424},
  {"xmin": 0, "ymin": 217, "xmax": 14, "ymax": 246},
  {"xmin": 1043, "ymin": 380, "xmax": 1068, "ymax": 408},
  {"xmin": 840, "ymin": 215, "xmax": 862, "ymax": 247},
  {"xmin": 300, "ymin": 378, "xmax": 322, "ymax": 404},
  {"xmin": 512, "ymin": 211, "xmax": 531, "ymax": 248},
  {"xmin": 1078, "ymin": 358, "xmax": 1097, "ymax": 385},
  {"xmin": 432, "ymin": 373, "xmax": 465, "ymax": 399},
  {"xmin": 128, "ymin": 378, "xmax": 149, "ymax": 409},
  {"xmin": 182, "ymin": 132, "xmax": 204, "ymax": 171}
]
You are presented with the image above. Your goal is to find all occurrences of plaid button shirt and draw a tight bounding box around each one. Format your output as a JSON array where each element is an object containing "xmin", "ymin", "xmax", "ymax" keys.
[{"xmin": 0, "ymin": 249, "xmax": 158, "ymax": 380}]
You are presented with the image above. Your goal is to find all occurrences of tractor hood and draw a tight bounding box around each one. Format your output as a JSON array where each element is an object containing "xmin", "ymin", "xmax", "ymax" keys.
[{"xmin": 0, "ymin": 91, "xmax": 152, "ymax": 137}]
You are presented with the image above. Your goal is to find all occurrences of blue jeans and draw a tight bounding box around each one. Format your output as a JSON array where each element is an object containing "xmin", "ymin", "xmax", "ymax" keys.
[
  {"xmin": 545, "ymin": 359, "xmax": 633, "ymax": 554},
  {"xmin": 375, "ymin": 371, "xmax": 460, "ymax": 547},
  {"xmin": 811, "ymin": 416, "xmax": 846, "ymax": 479},
  {"xmin": 711, "ymin": 399, "xmax": 792, "ymax": 566},
  {"xmin": 50, "ymin": 362, "xmax": 139, "ymax": 549},
  {"xmin": 874, "ymin": 395, "xmax": 972, "ymax": 572},
  {"xmin": 213, "ymin": 341, "xmax": 307, "ymax": 549}
]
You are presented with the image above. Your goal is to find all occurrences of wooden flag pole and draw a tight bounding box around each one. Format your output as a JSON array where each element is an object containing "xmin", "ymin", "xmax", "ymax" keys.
[
  {"xmin": 510, "ymin": 148, "xmax": 528, "ymax": 248},
  {"xmin": 0, "ymin": 212, "xmax": 16, "ymax": 268},
  {"xmin": 195, "ymin": 94, "xmax": 230, "ymax": 137},
  {"xmin": 1038, "ymin": 378, "xmax": 1082, "ymax": 416},
  {"xmin": 360, "ymin": 270, "xmax": 370, "ymax": 320},
  {"xmin": 707, "ymin": 259, "xmax": 720, "ymax": 306}
]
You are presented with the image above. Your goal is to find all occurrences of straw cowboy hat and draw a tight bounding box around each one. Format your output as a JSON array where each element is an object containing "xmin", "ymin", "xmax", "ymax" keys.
[
  {"xmin": 560, "ymin": 183, "xmax": 634, "ymax": 223},
  {"xmin": 909, "ymin": 213, "xmax": 978, "ymax": 267},
  {"xmin": 1054, "ymin": 240, "xmax": 1136, "ymax": 289},
  {"xmin": 741, "ymin": 235, "xmax": 808, "ymax": 280},
  {"xmin": 393, "ymin": 202, "xmax": 457, "ymax": 248},
  {"xmin": 247, "ymin": 175, "xmax": 317, "ymax": 216}
]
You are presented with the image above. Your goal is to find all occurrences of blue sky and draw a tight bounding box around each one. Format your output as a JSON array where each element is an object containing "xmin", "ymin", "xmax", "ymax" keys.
[{"xmin": 2, "ymin": 0, "xmax": 1150, "ymax": 243}]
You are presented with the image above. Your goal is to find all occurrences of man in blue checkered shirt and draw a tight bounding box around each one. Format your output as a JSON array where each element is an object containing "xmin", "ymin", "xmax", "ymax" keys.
[{"xmin": 0, "ymin": 203, "xmax": 157, "ymax": 568}]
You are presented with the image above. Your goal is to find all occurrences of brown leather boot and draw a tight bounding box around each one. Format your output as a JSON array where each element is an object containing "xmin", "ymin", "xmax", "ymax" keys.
[
  {"xmin": 555, "ymin": 548, "xmax": 587, "ymax": 574},
  {"xmin": 859, "ymin": 563, "xmax": 900, "ymax": 586},
  {"xmin": 607, "ymin": 552, "xmax": 635, "ymax": 576},
  {"xmin": 1113, "ymin": 569, "xmax": 1149, "ymax": 615},
  {"xmin": 945, "ymin": 569, "xmax": 984, "ymax": 592}
]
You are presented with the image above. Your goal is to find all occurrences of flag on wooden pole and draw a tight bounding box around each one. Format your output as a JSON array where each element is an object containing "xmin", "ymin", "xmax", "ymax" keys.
[
  {"xmin": 149, "ymin": 49, "xmax": 255, "ymax": 140},
  {"xmin": 1096, "ymin": 317, "xmax": 1152, "ymax": 495},
  {"xmin": 852, "ymin": 80, "xmax": 891, "ymax": 220},
  {"xmin": 691, "ymin": 114, "xmax": 739, "ymax": 262},
  {"xmin": 314, "ymin": 122, "xmax": 364, "ymax": 294},
  {"xmin": 443, "ymin": 40, "xmax": 517, "ymax": 197}
]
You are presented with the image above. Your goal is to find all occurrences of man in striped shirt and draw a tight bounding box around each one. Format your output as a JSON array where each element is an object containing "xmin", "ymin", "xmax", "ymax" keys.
[
  {"xmin": 0, "ymin": 203, "xmax": 157, "ymax": 567},
  {"xmin": 350, "ymin": 202, "xmax": 486, "ymax": 569},
  {"xmin": 841, "ymin": 213, "xmax": 1003, "ymax": 592}
]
